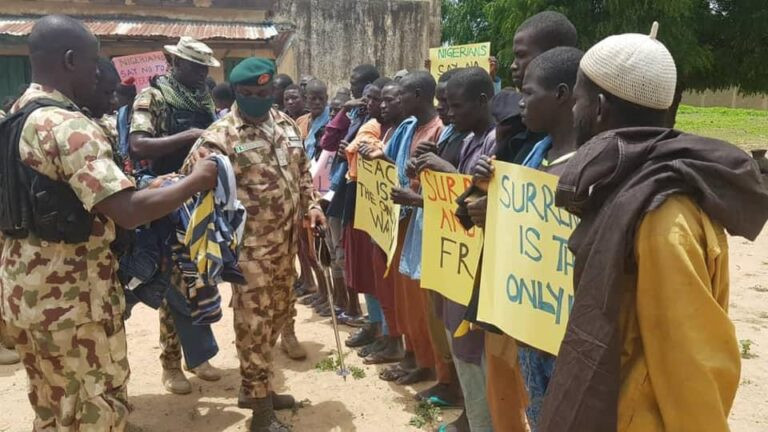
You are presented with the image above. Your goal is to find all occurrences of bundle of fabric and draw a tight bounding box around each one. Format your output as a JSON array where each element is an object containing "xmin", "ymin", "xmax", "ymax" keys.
[
  {"xmin": 120, "ymin": 156, "xmax": 246, "ymax": 325},
  {"xmin": 176, "ymin": 154, "xmax": 246, "ymax": 325}
]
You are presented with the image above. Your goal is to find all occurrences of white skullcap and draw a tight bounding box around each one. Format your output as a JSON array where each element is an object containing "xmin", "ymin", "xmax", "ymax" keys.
[{"xmin": 580, "ymin": 22, "xmax": 677, "ymax": 110}]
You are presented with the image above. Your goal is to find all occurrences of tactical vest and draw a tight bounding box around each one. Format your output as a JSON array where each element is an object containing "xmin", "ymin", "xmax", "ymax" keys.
[
  {"xmin": 0, "ymin": 99, "xmax": 94, "ymax": 243},
  {"xmin": 150, "ymin": 80, "xmax": 215, "ymax": 175}
]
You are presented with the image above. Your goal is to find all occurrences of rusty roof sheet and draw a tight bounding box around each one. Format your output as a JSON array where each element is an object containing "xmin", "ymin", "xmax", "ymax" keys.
[{"xmin": 0, "ymin": 17, "xmax": 278, "ymax": 41}]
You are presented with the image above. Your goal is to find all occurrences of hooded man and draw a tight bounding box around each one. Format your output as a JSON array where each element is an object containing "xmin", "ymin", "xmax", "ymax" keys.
[
  {"xmin": 129, "ymin": 36, "xmax": 222, "ymax": 394},
  {"xmin": 539, "ymin": 23, "xmax": 768, "ymax": 432}
]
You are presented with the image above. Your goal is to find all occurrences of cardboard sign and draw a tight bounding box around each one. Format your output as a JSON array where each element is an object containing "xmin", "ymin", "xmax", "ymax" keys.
[
  {"xmin": 429, "ymin": 42, "xmax": 491, "ymax": 82},
  {"xmin": 478, "ymin": 161, "xmax": 578, "ymax": 355},
  {"xmin": 112, "ymin": 51, "xmax": 169, "ymax": 91},
  {"xmin": 310, "ymin": 150, "xmax": 335, "ymax": 194},
  {"xmin": 420, "ymin": 170, "xmax": 483, "ymax": 305},
  {"xmin": 354, "ymin": 158, "xmax": 401, "ymax": 268}
]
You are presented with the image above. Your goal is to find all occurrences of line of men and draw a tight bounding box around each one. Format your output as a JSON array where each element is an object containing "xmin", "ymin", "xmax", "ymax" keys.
[
  {"xmin": 269, "ymin": 10, "xmax": 767, "ymax": 432},
  {"xmin": 1, "ymin": 9, "xmax": 768, "ymax": 432}
]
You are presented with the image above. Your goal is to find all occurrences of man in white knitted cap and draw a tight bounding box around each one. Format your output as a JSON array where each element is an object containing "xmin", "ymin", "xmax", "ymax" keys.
[{"xmin": 538, "ymin": 23, "xmax": 768, "ymax": 432}]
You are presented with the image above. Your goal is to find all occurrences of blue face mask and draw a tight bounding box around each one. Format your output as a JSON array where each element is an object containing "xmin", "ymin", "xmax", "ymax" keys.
[{"xmin": 236, "ymin": 94, "xmax": 274, "ymax": 118}]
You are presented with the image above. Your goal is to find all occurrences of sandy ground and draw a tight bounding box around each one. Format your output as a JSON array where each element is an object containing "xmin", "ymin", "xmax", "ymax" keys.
[{"xmin": 1, "ymin": 228, "xmax": 767, "ymax": 432}]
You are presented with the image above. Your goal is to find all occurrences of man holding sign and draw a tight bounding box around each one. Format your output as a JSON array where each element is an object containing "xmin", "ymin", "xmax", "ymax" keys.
[{"xmin": 475, "ymin": 47, "xmax": 582, "ymax": 430}]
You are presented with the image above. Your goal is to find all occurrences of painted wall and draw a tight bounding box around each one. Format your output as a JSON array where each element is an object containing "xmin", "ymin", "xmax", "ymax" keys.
[{"xmin": 274, "ymin": 0, "xmax": 441, "ymax": 92}]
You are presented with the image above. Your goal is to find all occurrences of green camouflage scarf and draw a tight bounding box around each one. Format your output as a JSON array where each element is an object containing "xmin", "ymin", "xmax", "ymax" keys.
[{"xmin": 155, "ymin": 75, "xmax": 215, "ymax": 114}]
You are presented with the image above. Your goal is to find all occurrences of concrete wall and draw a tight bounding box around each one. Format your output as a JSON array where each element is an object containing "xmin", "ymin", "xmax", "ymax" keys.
[
  {"xmin": 683, "ymin": 88, "xmax": 768, "ymax": 111},
  {"xmin": 274, "ymin": 0, "xmax": 441, "ymax": 92}
]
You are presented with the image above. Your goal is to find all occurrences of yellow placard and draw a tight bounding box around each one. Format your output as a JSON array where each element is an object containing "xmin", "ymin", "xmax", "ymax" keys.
[
  {"xmin": 354, "ymin": 158, "xmax": 401, "ymax": 268},
  {"xmin": 429, "ymin": 42, "xmax": 491, "ymax": 82},
  {"xmin": 420, "ymin": 170, "xmax": 483, "ymax": 305},
  {"xmin": 478, "ymin": 161, "xmax": 578, "ymax": 355}
]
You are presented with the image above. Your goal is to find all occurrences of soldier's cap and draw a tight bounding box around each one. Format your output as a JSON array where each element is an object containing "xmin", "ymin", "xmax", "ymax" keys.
[
  {"xmin": 164, "ymin": 37, "xmax": 220, "ymax": 68},
  {"xmin": 230, "ymin": 58, "xmax": 277, "ymax": 86}
]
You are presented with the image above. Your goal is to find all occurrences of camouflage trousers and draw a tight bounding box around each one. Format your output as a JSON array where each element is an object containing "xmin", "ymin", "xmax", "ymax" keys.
[
  {"xmin": 233, "ymin": 256, "xmax": 297, "ymax": 399},
  {"xmin": 6, "ymin": 318, "xmax": 130, "ymax": 431},
  {"xmin": 159, "ymin": 269, "xmax": 183, "ymax": 370},
  {"xmin": 159, "ymin": 302, "xmax": 182, "ymax": 370},
  {"xmin": 0, "ymin": 307, "xmax": 12, "ymax": 348}
]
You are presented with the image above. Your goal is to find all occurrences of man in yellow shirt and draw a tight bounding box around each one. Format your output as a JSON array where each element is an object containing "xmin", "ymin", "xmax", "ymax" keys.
[{"xmin": 539, "ymin": 23, "xmax": 768, "ymax": 432}]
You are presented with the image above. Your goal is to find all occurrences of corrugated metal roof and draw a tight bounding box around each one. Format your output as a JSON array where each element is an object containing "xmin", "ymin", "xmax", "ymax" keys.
[{"xmin": 0, "ymin": 17, "xmax": 278, "ymax": 41}]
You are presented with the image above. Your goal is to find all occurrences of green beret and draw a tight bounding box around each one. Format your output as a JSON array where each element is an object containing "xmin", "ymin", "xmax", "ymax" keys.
[{"xmin": 229, "ymin": 57, "xmax": 276, "ymax": 86}]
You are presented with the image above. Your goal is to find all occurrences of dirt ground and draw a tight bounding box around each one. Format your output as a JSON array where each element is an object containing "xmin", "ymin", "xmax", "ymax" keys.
[{"xmin": 1, "ymin": 228, "xmax": 767, "ymax": 432}]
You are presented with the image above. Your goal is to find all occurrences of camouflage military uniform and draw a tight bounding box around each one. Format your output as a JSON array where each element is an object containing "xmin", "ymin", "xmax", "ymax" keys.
[
  {"xmin": 0, "ymin": 83, "xmax": 133, "ymax": 431},
  {"xmin": 185, "ymin": 106, "xmax": 318, "ymax": 399},
  {"xmin": 130, "ymin": 84, "xmax": 190, "ymax": 370}
]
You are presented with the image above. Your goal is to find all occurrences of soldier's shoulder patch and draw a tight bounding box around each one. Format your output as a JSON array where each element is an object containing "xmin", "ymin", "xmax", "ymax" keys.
[{"xmin": 134, "ymin": 87, "xmax": 162, "ymax": 110}]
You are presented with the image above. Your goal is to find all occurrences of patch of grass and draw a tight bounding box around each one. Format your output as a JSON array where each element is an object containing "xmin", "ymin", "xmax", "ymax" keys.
[
  {"xmin": 349, "ymin": 365, "xmax": 366, "ymax": 379},
  {"xmin": 740, "ymin": 339, "xmax": 758, "ymax": 359},
  {"xmin": 314, "ymin": 351, "xmax": 366, "ymax": 380},
  {"xmin": 314, "ymin": 356, "xmax": 337, "ymax": 372},
  {"xmin": 675, "ymin": 105, "xmax": 768, "ymax": 151},
  {"xmin": 408, "ymin": 400, "xmax": 442, "ymax": 429}
]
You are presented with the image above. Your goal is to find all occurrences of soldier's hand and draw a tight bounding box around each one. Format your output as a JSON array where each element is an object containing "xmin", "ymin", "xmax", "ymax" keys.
[
  {"xmin": 308, "ymin": 207, "xmax": 327, "ymax": 234},
  {"xmin": 195, "ymin": 146, "xmax": 212, "ymax": 159},
  {"xmin": 189, "ymin": 156, "xmax": 218, "ymax": 192},
  {"xmin": 473, "ymin": 155, "xmax": 495, "ymax": 191},
  {"xmin": 467, "ymin": 195, "xmax": 488, "ymax": 228}
]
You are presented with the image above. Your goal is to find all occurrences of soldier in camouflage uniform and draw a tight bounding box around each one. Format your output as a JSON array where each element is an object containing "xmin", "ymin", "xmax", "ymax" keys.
[
  {"xmin": 0, "ymin": 15, "xmax": 218, "ymax": 430},
  {"xmin": 184, "ymin": 57, "xmax": 326, "ymax": 432},
  {"xmin": 129, "ymin": 37, "xmax": 222, "ymax": 394}
]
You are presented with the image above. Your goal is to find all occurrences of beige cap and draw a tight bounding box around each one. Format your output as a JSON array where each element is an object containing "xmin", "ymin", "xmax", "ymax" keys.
[
  {"xmin": 164, "ymin": 37, "xmax": 220, "ymax": 68},
  {"xmin": 580, "ymin": 22, "xmax": 677, "ymax": 110}
]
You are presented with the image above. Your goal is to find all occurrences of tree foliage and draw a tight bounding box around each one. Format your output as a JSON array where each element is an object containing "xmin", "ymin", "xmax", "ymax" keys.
[{"xmin": 442, "ymin": 0, "xmax": 768, "ymax": 93}]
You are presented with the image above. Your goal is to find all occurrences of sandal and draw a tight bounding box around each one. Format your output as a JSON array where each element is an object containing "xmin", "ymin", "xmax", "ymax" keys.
[
  {"xmin": 363, "ymin": 352, "xmax": 402, "ymax": 365},
  {"xmin": 379, "ymin": 366, "xmax": 410, "ymax": 381},
  {"xmin": 415, "ymin": 383, "xmax": 463, "ymax": 408},
  {"xmin": 396, "ymin": 367, "xmax": 433, "ymax": 385},
  {"xmin": 358, "ymin": 338, "xmax": 387, "ymax": 358}
]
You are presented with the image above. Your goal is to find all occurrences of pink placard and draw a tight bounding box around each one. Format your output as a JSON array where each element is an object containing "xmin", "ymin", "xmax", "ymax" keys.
[{"xmin": 112, "ymin": 51, "xmax": 169, "ymax": 91}]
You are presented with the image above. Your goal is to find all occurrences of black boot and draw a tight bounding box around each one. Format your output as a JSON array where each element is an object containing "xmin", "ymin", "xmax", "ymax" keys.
[{"xmin": 249, "ymin": 395, "xmax": 291, "ymax": 432}]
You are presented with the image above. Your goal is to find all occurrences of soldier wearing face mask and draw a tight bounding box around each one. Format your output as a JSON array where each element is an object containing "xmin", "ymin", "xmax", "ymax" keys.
[{"xmin": 183, "ymin": 57, "xmax": 326, "ymax": 432}]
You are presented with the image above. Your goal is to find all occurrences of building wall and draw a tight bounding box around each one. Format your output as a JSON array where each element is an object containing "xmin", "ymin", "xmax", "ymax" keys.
[
  {"xmin": 682, "ymin": 88, "xmax": 768, "ymax": 111},
  {"xmin": 274, "ymin": 0, "xmax": 441, "ymax": 92}
]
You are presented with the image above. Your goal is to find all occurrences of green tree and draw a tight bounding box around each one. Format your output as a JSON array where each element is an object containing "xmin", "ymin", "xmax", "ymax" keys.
[{"xmin": 443, "ymin": 0, "xmax": 768, "ymax": 118}]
